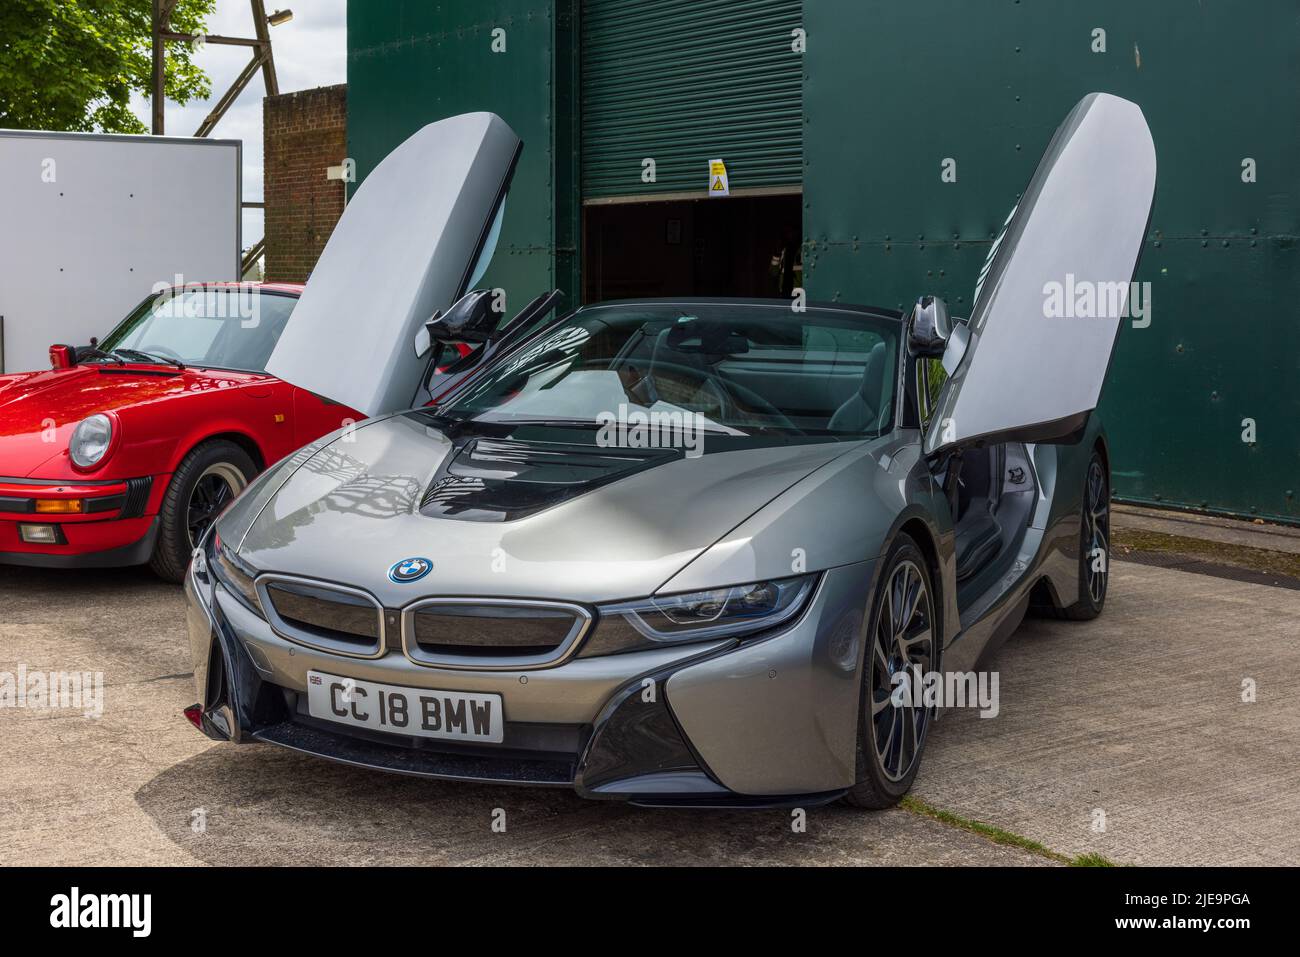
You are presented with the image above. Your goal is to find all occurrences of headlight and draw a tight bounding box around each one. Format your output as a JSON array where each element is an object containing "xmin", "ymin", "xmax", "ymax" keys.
[
  {"xmin": 209, "ymin": 532, "xmax": 263, "ymax": 616},
  {"xmin": 69, "ymin": 414, "xmax": 113, "ymax": 469},
  {"xmin": 581, "ymin": 574, "xmax": 818, "ymax": 657}
]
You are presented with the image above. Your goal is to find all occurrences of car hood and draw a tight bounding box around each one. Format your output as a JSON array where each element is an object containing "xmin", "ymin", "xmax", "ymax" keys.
[
  {"xmin": 234, "ymin": 413, "xmax": 860, "ymax": 604},
  {"xmin": 0, "ymin": 365, "xmax": 265, "ymax": 477}
]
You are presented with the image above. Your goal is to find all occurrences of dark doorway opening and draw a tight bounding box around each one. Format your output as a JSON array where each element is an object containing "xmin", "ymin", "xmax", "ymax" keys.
[{"xmin": 582, "ymin": 193, "xmax": 802, "ymax": 303}]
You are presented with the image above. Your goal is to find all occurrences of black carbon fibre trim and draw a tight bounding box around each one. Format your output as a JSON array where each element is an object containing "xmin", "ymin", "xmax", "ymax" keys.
[
  {"xmin": 419, "ymin": 436, "xmax": 679, "ymax": 523},
  {"xmin": 254, "ymin": 718, "xmax": 578, "ymax": 785}
]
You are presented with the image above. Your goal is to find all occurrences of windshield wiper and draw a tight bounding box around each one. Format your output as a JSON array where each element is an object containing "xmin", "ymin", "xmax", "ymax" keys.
[
  {"xmin": 112, "ymin": 348, "xmax": 185, "ymax": 369},
  {"xmin": 420, "ymin": 414, "xmax": 606, "ymax": 438},
  {"xmin": 497, "ymin": 418, "xmax": 743, "ymax": 435},
  {"xmin": 76, "ymin": 347, "xmax": 124, "ymax": 365},
  {"xmin": 495, "ymin": 418, "xmax": 606, "ymax": 430}
]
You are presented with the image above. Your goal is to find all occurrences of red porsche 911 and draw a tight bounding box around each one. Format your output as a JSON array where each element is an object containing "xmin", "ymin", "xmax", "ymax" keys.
[{"xmin": 0, "ymin": 283, "xmax": 363, "ymax": 581}]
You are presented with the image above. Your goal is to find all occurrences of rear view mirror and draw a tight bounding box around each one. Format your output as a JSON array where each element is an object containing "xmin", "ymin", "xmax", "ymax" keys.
[
  {"xmin": 665, "ymin": 319, "xmax": 750, "ymax": 357},
  {"xmin": 413, "ymin": 289, "xmax": 503, "ymax": 358}
]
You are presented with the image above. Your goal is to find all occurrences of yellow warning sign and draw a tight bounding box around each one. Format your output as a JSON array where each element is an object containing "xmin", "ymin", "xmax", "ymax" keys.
[{"xmin": 708, "ymin": 158, "xmax": 730, "ymax": 197}]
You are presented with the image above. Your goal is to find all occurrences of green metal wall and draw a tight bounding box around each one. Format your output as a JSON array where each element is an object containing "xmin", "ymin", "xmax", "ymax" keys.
[
  {"xmin": 348, "ymin": 0, "xmax": 1298, "ymax": 523},
  {"xmin": 346, "ymin": 0, "xmax": 579, "ymax": 309},
  {"xmin": 804, "ymin": 0, "xmax": 1299, "ymax": 523},
  {"xmin": 581, "ymin": 0, "xmax": 802, "ymax": 197}
]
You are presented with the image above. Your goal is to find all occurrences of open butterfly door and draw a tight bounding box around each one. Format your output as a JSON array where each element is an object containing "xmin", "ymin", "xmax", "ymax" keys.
[
  {"xmin": 266, "ymin": 112, "xmax": 521, "ymax": 418},
  {"xmin": 924, "ymin": 93, "xmax": 1157, "ymax": 456}
]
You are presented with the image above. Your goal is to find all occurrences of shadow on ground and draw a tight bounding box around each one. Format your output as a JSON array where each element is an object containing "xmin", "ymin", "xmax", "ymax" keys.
[{"xmin": 133, "ymin": 741, "xmax": 1045, "ymax": 866}]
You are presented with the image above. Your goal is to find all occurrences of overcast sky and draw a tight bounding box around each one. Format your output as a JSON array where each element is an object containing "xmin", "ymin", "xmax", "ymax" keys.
[{"xmin": 129, "ymin": 0, "xmax": 349, "ymax": 249}]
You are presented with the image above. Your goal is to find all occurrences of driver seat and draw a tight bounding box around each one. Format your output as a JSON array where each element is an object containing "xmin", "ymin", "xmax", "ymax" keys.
[{"xmin": 828, "ymin": 343, "xmax": 887, "ymax": 432}]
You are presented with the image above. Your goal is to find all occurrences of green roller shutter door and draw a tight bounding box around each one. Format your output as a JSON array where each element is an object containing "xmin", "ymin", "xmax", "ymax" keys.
[{"xmin": 581, "ymin": 0, "xmax": 803, "ymax": 200}]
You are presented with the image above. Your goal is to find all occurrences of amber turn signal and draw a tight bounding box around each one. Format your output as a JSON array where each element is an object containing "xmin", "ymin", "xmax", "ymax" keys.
[{"xmin": 34, "ymin": 499, "xmax": 84, "ymax": 514}]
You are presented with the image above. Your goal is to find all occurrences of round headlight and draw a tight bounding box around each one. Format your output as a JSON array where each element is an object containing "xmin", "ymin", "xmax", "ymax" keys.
[{"xmin": 69, "ymin": 414, "xmax": 113, "ymax": 469}]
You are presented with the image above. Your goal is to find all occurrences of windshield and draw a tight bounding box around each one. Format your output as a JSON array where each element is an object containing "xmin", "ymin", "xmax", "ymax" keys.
[
  {"xmin": 97, "ymin": 288, "xmax": 297, "ymax": 371},
  {"xmin": 438, "ymin": 302, "xmax": 899, "ymax": 438}
]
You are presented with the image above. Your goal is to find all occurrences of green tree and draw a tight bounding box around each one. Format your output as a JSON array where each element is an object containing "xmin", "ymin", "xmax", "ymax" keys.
[{"xmin": 0, "ymin": 0, "xmax": 215, "ymax": 134}]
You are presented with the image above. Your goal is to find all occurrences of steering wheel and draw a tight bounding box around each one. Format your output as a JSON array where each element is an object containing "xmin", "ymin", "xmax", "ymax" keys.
[
  {"xmin": 716, "ymin": 376, "xmax": 803, "ymax": 433},
  {"xmin": 619, "ymin": 359, "xmax": 802, "ymax": 433}
]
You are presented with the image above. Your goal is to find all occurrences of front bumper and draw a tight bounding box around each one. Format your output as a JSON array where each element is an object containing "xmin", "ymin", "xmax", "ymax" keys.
[
  {"xmin": 184, "ymin": 558, "xmax": 876, "ymax": 806},
  {"xmin": 0, "ymin": 476, "xmax": 158, "ymax": 568}
]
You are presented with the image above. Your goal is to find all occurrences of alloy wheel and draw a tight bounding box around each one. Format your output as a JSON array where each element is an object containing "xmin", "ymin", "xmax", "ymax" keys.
[
  {"xmin": 1083, "ymin": 459, "xmax": 1109, "ymax": 605},
  {"xmin": 186, "ymin": 463, "xmax": 246, "ymax": 549},
  {"xmin": 868, "ymin": 558, "xmax": 936, "ymax": 782}
]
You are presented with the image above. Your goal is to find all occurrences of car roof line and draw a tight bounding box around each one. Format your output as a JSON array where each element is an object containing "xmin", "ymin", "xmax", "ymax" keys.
[{"xmin": 577, "ymin": 297, "xmax": 903, "ymax": 320}]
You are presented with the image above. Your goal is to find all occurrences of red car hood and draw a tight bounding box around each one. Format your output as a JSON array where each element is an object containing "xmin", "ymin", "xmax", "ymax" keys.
[{"xmin": 0, "ymin": 366, "xmax": 266, "ymax": 478}]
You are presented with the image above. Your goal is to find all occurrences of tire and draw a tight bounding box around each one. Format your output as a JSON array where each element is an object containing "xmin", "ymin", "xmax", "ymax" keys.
[
  {"xmin": 149, "ymin": 440, "xmax": 257, "ymax": 583},
  {"xmin": 843, "ymin": 533, "xmax": 939, "ymax": 809},
  {"xmin": 1052, "ymin": 451, "xmax": 1109, "ymax": 621}
]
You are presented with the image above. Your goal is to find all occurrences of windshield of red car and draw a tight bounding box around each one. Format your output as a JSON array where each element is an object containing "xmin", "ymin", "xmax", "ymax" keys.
[
  {"xmin": 438, "ymin": 302, "xmax": 900, "ymax": 438},
  {"xmin": 96, "ymin": 288, "xmax": 297, "ymax": 371}
]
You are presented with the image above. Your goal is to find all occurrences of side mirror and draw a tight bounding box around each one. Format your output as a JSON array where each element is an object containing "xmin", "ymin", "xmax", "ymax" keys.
[
  {"xmin": 49, "ymin": 344, "xmax": 75, "ymax": 369},
  {"xmin": 907, "ymin": 295, "xmax": 970, "ymax": 374},
  {"xmin": 414, "ymin": 289, "xmax": 503, "ymax": 358},
  {"xmin": 906, "ymin": 296, "xmax": 953, "ymax": 358}
]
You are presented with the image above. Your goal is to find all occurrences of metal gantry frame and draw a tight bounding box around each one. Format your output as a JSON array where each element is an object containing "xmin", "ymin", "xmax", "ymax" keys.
[
  {"xmin": 151, "ymin": 0, "xmax": 291, "ymax": 274},
  {"xmin": 151, "ymin": 0, "xmax": 286, "ymax": 137}
]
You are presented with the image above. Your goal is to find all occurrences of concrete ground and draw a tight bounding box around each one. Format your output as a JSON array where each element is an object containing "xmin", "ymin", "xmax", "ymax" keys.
[
  {"xmin": 1, "ymin": 557, "xmax": 1296, "ymax": 866},
  {"xmin": 1112, "ymin": 503, "xmax": 1300, "ymax": 556}
]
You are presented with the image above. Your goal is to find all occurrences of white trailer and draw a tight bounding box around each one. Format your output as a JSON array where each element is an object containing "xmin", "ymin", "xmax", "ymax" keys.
[{"xmin": 0, "ymin": 130, "xmax": 241, "ymax": 373}]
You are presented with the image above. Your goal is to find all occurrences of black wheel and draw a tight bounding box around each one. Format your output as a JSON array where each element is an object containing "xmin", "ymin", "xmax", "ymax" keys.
[
  {"xmin": 149, "ymin": 440, "xmax": 256, "ymax": 583},
  {"xmin": 843, "ymin": 533, "xmax": 938, "ymax": 809},
  {"xmin": 1054, "ymin": 452, "xmax": 1109, "ymax": 621}
]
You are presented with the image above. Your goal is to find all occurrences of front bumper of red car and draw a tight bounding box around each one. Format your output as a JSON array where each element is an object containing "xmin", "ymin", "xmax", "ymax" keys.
[{"xmin": 0, "ymin": 476, "xmax": 161, "ymax": 568}]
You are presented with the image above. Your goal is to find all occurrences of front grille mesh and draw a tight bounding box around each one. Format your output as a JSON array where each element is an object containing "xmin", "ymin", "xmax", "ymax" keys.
[
  {"xmin": 257, "ymin": 577, "xmax": 589, "ymax": 668},
  {"xmin": 410, "ymin": 605, "xmax": 577, "ymax": 656},
  {"xmin": 406, "ymin": 602, "xmax": 588, "ymax": 665},
  {"xmin": 261, "ymin": 579, "xmax": 383, "ymax": 656}
]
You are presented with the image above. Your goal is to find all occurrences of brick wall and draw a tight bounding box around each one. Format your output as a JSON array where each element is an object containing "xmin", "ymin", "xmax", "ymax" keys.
[{"xmin": 263, "ymin": 84, "xmax": 347, "ymax": 283}]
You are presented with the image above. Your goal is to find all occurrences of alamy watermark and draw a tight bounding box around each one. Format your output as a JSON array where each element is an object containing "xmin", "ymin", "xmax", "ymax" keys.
[
  {"xmin": 150, "ymin": 276, "xmax": 262, "ymax": 328},
  {"xmin": 0, "ymin": 665, "xmax": 104, "ymax": 718},
  {"xmin": 1042, "ymin": 273, "xmax": 1151, "ymax": 328},
  {"xmin": 50, "ymin": 887, "xmax": 150, "ymax": 937},
  {"xmin": 595, "ymin": 404, "xmax": 707, "ymax": 459},
  {"xmin": 889, "ymin": 666, "xmax": 1000, "ymax": 718}
]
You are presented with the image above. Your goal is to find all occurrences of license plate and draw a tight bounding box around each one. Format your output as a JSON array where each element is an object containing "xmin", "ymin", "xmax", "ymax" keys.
[{"xmin": 306, "ymin": 671, "xmax": 503, "ymax": 744}]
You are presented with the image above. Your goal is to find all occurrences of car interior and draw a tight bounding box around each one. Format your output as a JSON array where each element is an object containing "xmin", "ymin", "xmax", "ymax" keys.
[
  {"xmin": 911, "ymin": 355, "xmax": 1038, "ymax": 591},
  {"xmin": 442, "ymin": 305, "xmax": 900, "ymax": 437},
  {"xmin": 631, "ymin": 322, "xmax": 890, "ymax": 432}
]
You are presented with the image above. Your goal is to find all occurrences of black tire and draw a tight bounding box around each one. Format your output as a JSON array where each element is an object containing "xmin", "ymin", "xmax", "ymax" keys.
[
  {"xmin": 1053, "ymin": 451, "xmax": 1109, "ymax": 621},
  {"xmin": 843, "ymin": 533, "xmax": 939, "ymax": 809},
  {"xmin": 149, "ymin": 440, "xmax": 257, "ymax": 583}
]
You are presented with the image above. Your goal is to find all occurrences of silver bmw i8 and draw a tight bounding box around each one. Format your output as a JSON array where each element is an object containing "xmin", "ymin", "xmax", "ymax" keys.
[{"xmin": 183, "ymin": 94, "xmax": 1155, "ymax": 807}]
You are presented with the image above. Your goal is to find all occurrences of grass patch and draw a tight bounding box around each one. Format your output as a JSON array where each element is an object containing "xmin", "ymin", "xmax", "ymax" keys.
[
  {"xmin": 899, "ymin": 795, "xmax": 1117, "ymax": 867},
  {"xmin": 1070, "ymin": 852, "xmax": 1115, "ymax": 867},
  {"xmin": 1112, "ymin": 527, "xmax": 1300, "ymax": 580}
]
